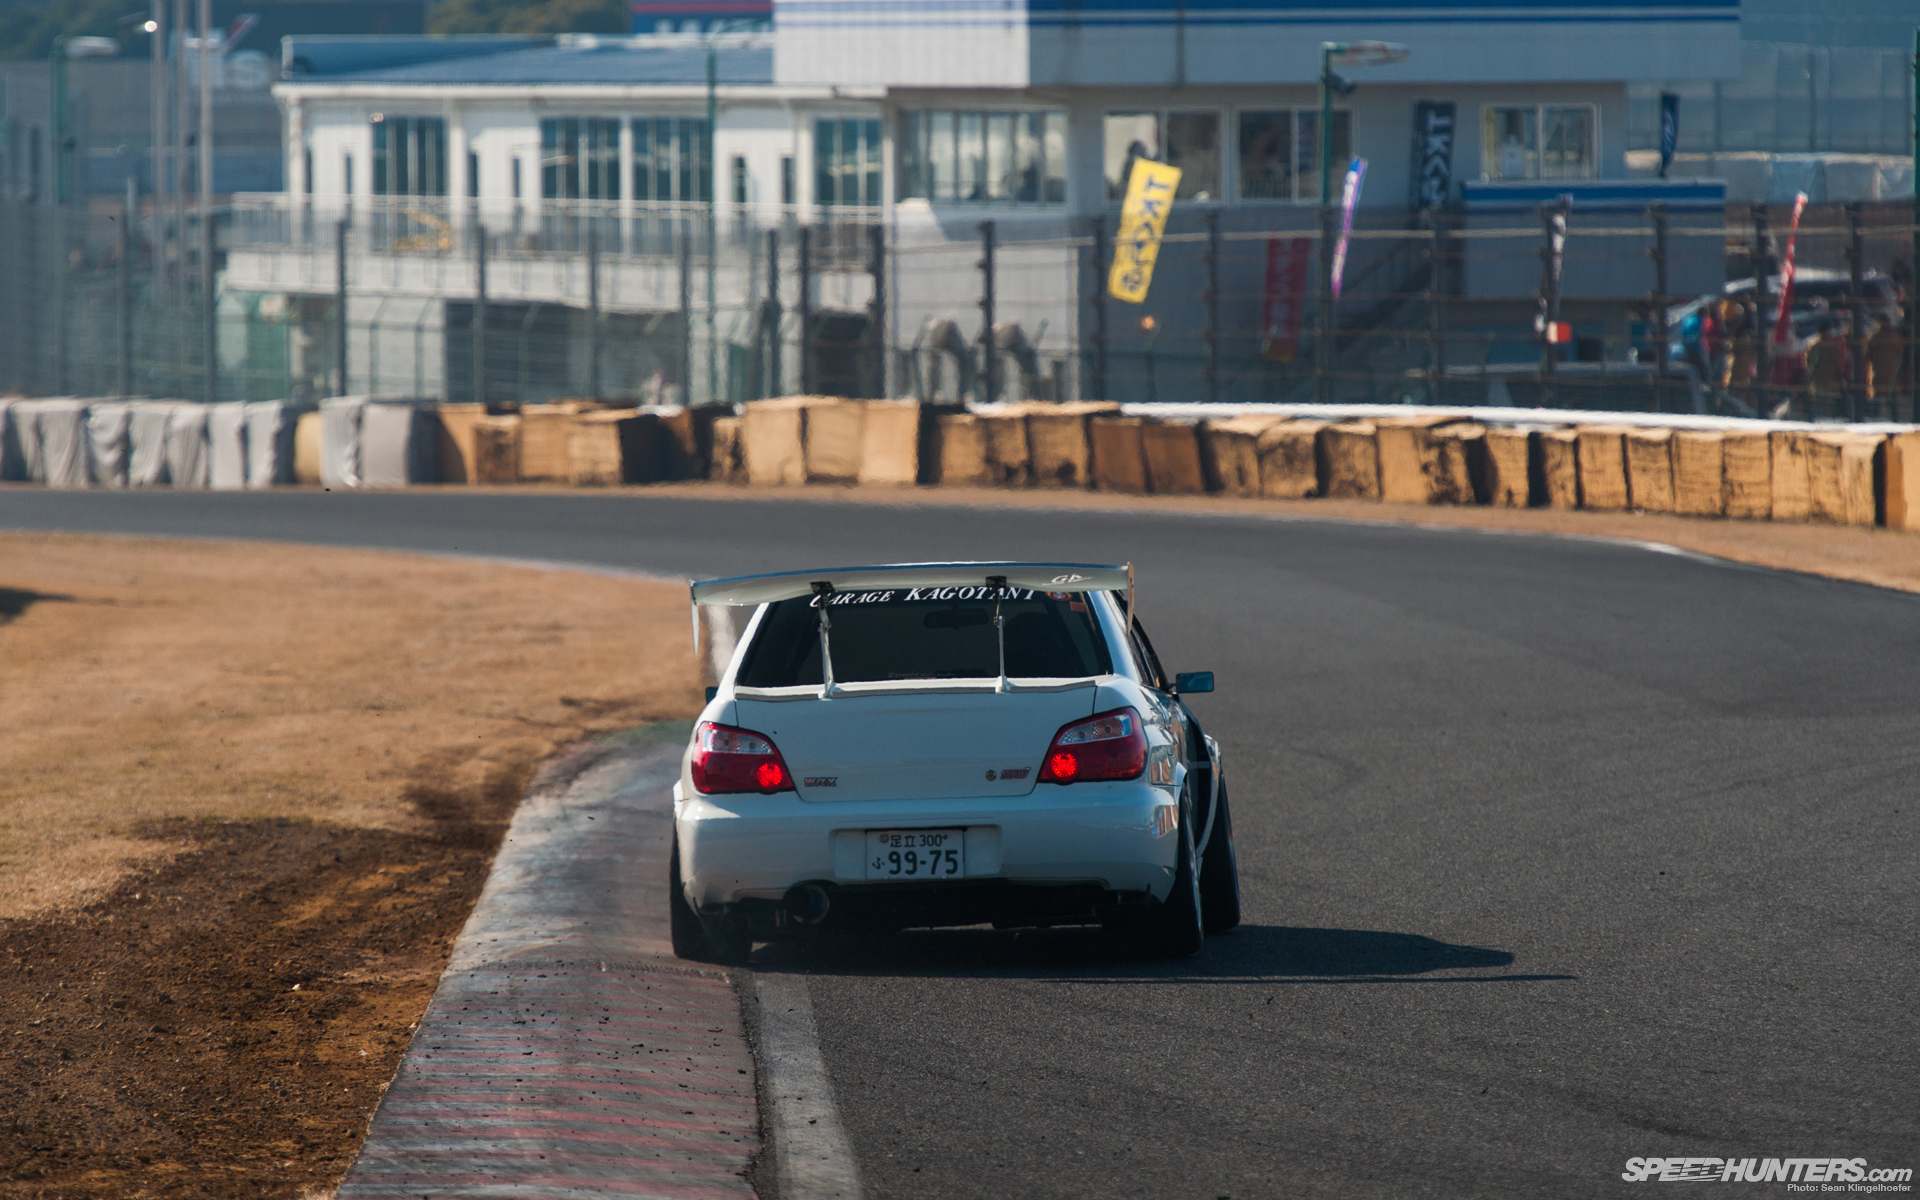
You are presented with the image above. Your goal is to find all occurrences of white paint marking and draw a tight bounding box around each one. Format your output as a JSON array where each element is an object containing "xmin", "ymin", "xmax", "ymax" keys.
[{"xmin": 753, "ymin": 973, "xmax": 863, "ymax": 1200}]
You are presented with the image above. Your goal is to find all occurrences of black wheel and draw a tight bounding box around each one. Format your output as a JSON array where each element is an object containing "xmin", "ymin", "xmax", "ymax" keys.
[
  {"xmin": 669, "ymin": 830, "xmax": 707, "ymax": 960},
  {"xmin": 1199, "ymin": 781, "xmax": 1242, "ymax": 935},
  {"xmin": 1130, "ymin": 803, "xmax": 1205, "ymax": 959}
]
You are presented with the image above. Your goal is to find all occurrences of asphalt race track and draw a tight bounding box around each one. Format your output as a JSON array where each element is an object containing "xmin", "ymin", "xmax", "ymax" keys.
[{"xmin": 6, "ymin": 490, "xmax": 1916, "ymax": 1198}]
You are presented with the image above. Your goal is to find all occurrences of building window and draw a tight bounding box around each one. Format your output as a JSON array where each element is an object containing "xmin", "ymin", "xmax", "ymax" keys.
[
  {"xmin": 632, "ymin": 117, "xmax": 710, "ymax": 203},
  {"xmin": 467, "ymin": 151, "xmax": 479, "ymax": 198},
  {"xmin": 371, "ymin": 115, "xmax": 447, "ymax": 197},
  {"xmin": 343, "ymin": 153, "xmax": 353, "ymax": 197},
  {"xmin": 732, "ymin": 154, "xmax": 748, "ymax": 204},
  {"xmin": 899, "ymin": 110, "xmax": 1064, "ymax": 204},
  {"xmin": 781, "ymin": 155, "xmax": 794, "ymax": 205},
  {"xmin": 1482, "ymin": 105, "xmax": 1595, "ymax": 181},
  {"xmin": 816, "ymin": 118, "xmax": 881, "ymax": 207},
  {"xmin": 1236, "ymin": 109, "xmax": 1351, "ymax": 202},
  {"xmin": 541, "ymin": 117, "xmax": 620, "ymax": 201},
  {"xmin": 511, "ymin": 157, "xmax": 521, "ymax": 200},
  {"xmin": 1104, "ymin": 111, "xmax": 1221, "ymax": 201},
  {"xmin": 303, "ymin": 147, "xmax": 313, "ymax": 195}
]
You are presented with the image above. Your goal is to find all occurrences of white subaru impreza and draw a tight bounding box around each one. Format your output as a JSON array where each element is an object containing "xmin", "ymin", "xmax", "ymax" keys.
[{"xmin": 670, "ymin": 562, "xmax": 1239, "ymax": 961}]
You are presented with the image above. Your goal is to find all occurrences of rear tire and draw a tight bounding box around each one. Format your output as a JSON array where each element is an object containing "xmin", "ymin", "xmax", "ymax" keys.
[
  {"xmin": 1199, "ymin": 782, "xmax": 1242, "ymax": 935},
  {"xmin": 1130, "ymin": 805, "xmax": 1205, "ymax": 959},
  {"xmin": 670, "ymin": 831, "xmax": 753, "ymax": 964}
]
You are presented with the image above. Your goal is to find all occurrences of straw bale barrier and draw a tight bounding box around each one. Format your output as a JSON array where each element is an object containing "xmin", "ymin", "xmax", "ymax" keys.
[
  {"xmin": 802, "ymin": 399, "xmax": 866, "ymax": 483},
  {"xmin": 1319, "ymin": 421, "xmax": 1379, "ymax": 500},
  {"xmin": 518, "ymin": 402, "xmax": 598, "ymax": 483},
  {"xmin": 1805, "ymin": 432, "xmax": 1881, "ymax": 526},
  {"xmin": 1888, "ymin": 432, "xmax": 1920, "ymax": 532},
  {"xmin": 1141, "ymin": 419, "xmax": 1206, "ymax": 494},
  {"xmin": 435, "ymin": 404, "xmax": 485, "ymax": 484},
  {"xmin": 568, "ymin": 410, "xmax": 651, "ymax": 486},
  {"xmin": 1721, "ymin": 431, "xmax": 1772, "ymax": 518},
  {"xmin": 294, "ymin": 411, "xmax": 323, "ymax": 485},
  {"xmin": 1574, "ymin": 425, "xmax": 1631, "ymax": 511},
  {"xmin": 1623, "ymin": 428, "xmax": 1675, "ymax": 513},
  {"xmin": 857, "ymin": 400, "xmax": 925, "ymax": 485},
  {"xmin": 1483, "ymin": 428, "xmax": 1533, "ymax": 507},
  {"xmin": 1769, "ymin": 430, "xmax": 1813, "ymax": 521},
  {"xmin": 1198, "ymin": 414, "xmax": 1278, "ymax": 497},
  {"xmin": 708, "ymin": 416, "xmax": 744, "ymax": 483},
  {"xmin": 1089, "ymin": 416, "xmax": 1149, "ymax": 494},
  {"xmin": 1540, "ymin": 429, "xmax": 1580, "ymax": 509},
  {"xmin": 1027, "ymin": 402, "xmax": 1116, "ymax": 488},
  {"xmin": 1257, "ymin": 420, "xmax": 1324, "ymax": 499},
  {"xmin": 1424, "ymin": 423, "xmax": 1485, "ymax": 505},
  {"xmin": 471, "ymin": 414, "xmax": 520, "ymax": 483},
  {"xmin": 1671, "ymin": 430, "xmax": 1725, "ymax": 516},
  {"xmin": 981, "ymin": 411, "xmax": 1032, "ymax": 485},
  {"xmin": 1375, "ymin": 414, "xmax": 1459, "ymax": 504},
  {"xmin": 741, "ymin": 397, "xmax": 808, "ymax": 486},
  {"xmin": 935, "ymin": 413, "xmax": 991, "ymax": 485}
]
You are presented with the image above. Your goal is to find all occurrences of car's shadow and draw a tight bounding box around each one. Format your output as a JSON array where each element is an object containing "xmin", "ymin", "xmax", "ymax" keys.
[{"xmin": 753, "ymin": 923, "xmax": 1573, "ymax": 984}]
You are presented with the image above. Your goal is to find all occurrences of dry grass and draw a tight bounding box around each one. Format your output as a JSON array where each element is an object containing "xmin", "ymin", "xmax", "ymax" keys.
[{"xmin": 0, "ymin": 531, "xmax": 701, "ymax": 918}]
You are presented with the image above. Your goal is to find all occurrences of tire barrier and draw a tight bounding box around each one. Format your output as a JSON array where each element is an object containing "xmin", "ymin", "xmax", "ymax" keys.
[{"xmin": 6, "ymin": 393, "xmax": 1919, "ymax": 535}]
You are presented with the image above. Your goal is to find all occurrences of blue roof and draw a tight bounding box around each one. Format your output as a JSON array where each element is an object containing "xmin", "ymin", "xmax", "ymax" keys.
[{"xmin": 284, "ymin": 35, "xmax": 773, "ymax": 86}]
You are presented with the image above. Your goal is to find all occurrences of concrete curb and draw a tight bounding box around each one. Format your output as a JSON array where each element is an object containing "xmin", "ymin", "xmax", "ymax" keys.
[{"xmin": 338, "ymin": 729, "xmax": 760, "ymax": 1199}]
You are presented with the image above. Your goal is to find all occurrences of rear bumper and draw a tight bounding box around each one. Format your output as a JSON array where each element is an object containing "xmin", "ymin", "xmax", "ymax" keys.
[{"xmin": 674, "ymin": 783, "xmax": 1180, "ymax": 916}]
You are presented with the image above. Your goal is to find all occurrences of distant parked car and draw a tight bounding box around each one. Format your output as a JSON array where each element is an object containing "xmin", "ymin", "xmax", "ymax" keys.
[{"xmin": 670, "ymin": 562, "xmax": 1240, "ymax": 962}]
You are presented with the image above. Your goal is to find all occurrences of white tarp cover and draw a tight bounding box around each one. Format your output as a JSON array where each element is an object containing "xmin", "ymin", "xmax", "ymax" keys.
[
  {"xmin": 165, "ymin": 405, "xmax": 210, "ymax": 489},
  {"xmin": 320, "ymin": 397, "xmax": 367, "ymax": 488},
  {"xmin": 244, "ymin": 401, "xmax": 298, "ymax": 487},
  {"xmin": 359, "ymin": 402, "xmax": 438, "ymax": 487},
  {"xmin": 32, "ymin": 399, "xmax": 91, "ymax": 488},
  {"xmin": 128, "ymin": 401, "xmax": 181, "ymax": 486},
  {"xmin": 207, "ymin": 403, "xmax": 249, "ymax": 490},
  {"xmin": 690, "ymin": 562, "xmax": 1133, "ymax": 607},
  {"xmin": 0, "ymin": 399, "xmax": 22, "ymax": 481},
  {"xmin": 87, "ymin": 401, "xmax": 133, "ymax": 488},
  {"xmin": 13, "ymin": 400, "xmax": 47, "ymax": 482}
]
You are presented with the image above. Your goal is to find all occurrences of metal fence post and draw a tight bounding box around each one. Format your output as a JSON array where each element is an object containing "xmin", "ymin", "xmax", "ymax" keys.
[
  {"xmin": 866, "ymin": 223, "xmax": 886, "ymax": 400},
  {"xmin": 678, "ymin": 231, "xmax": 693, "ymax": 404},
  {"xmin": 1538, "ymin": 198, "xmax": 1567, "ymax": 408},
  {"xmin": 764, "ymin": 228, "xmax": 782, "ymax": 398},
  {"xmin": 1649, "ymin": 202, "xmax": 1670, "ymax": 411},
  {"xmin": 1751, "ymin": 203, "xmax": 1772, "ymax": 409},
  {"xmin": 1089, "ymin": 215, "xmax": 1109, "ymax": 402},
  {"xmin": 977, "ymin": 219, "xmax": 996, "ymax": 405},
  {"xmin": 120, "ymin": 181, "xmax": 135, "ymax": 397},
  {"xmin": 52, "ymin": 206, "xmax": 68, "ymax": 395},
  {"xmin": 1203, "ymin": 208, "xmax": 1220, "ymax": 404},
  {"xmin": 1428, "ymin": 218, "xmax": 1448, "ymax": 403},
  {"xmin": 1315, "ymin": 205, "xmax": 1334, "ymax": 404},
  {"xmin": 335, "ymin": 218, "xmax": 350, "ymax": 396},
  {"xmin": 203, "ymin": 209, "xmax": 218, "ymax": 403},
  {"xmin": 1845, "ymin": 201, "xmax": 1865, "ymax": 420},
  {"xmin": 586, "ymin": 225, "xmax": 601, "ymax": 402},
  {"xmin": 472, "ymin": 224, "xmax": 488, "ymax": 405},
  {"xmin": 797, "ymin": 224, "xmax": 814, "ymax": 395}
]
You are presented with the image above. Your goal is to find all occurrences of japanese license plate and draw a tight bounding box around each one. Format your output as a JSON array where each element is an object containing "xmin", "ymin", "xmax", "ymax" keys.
[{"xmin": 866, "ymin": 829, "xmax": 965, "ymax": 880}]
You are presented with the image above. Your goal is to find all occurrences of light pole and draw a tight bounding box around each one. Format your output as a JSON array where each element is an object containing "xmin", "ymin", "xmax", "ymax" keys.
[{"xmin": 1315, "ymin": 40, "xmax": 1407, "ymax": 403}]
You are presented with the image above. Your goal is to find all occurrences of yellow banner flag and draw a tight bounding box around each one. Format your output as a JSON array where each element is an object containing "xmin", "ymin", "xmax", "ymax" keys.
[{"xmin": 1108, "ymin": 159, "xmax": 1182, "ymax": 305}]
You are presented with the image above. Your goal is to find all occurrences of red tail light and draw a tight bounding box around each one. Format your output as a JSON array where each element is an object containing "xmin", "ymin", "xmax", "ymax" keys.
[
  {"xmin": 691, "ymin": 721, "xmax": 795, "ymax": 795},
  {"xmin": 1038, "ymin": 707, "xmax": 1148, "ymax": 784}
]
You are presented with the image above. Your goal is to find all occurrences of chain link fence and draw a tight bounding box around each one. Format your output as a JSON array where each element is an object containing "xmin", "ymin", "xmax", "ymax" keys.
[{"xmin": 3, "ymin": 195, "xmax": 1915, "ymax": 425}]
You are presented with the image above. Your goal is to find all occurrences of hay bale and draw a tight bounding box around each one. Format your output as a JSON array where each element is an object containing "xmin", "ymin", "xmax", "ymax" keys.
[
  {"xmin": 935, "ymin": 413, "xmax": 991, "ymax": 485},
  {"xmin": 1806, "ymin": 432, "xmax": 1882, "ymax": 526},
  {"xmin": 471, "ymin": 414, "xmax": 521, "ymax": 483},
  {"xmin": 980, "ymin": 410, "xmax": 1032, "ymax": 486},
  {"xmin": 707, "ymin": 415, "xmax": 744, "ymax": 483},
  {"xmin": 518, "ymin": 403, "xmax": 595, "ymax": 483},
  {"xmin": 858, "ymin": 400, "xmax": 923, "ymax": 486},
  {"xmin": 1721, "ymin": 431, "xmax": 1772, "ymax": 519},
  {"xmin": 567, "ymin": 409, "xmax": 655, "ymax": 486},
  {"xmin": 293, "ymin": 410, "xmax": 323, "ymax": 484},
  {"xmin": 1090, "ymin": 416, "xmax": 1149, "ymax": 494},
  {"xmin": 1670, "ymin": 430, "xmax": 1724, "ymax": 516},
  {"xmin": 1200, "ymin": 414, "xmax": 1280, "ymax": 497},
  {"xmin": 1027, "ymin": 401, "xmax": 1117, "ymax": 488},
  {"xmin": 1886, "ymin": 432, "xmax": 1920, "ymax": 532},
  {"xmin": 1374, "ymin": 414, "xmax": 1459, "ymax": 504},
  {"xmin": 1540, "ymin": 428, "xmax": 1580, "ymax": 509},
  {"xmin": 1483, "ymin": 428, "xmax": 1534, "ymax": 507},
  {"xmin": 803, "ymin": 399, "xmax": 865, "ymax": 484},
  {"xmin": 1574, "ymin": 425, "xmax": 1630, "ymax": 510},
  {"xmin": 1141, "ymin": 419, "xmax": 1206, "ymax": 494},
  {"xmin": 1624, "ymin": 427, "xmax": 1675, "ymax": 512},
  {"xmin": 742, "ymin": 398, "xmax": 808, "ymax": 486},
  {"xmin": 1768, "ymin": 430, "xmax": 1812, "ymax": 522},
  {"xmin": 1424, "ymin": 423, "xmax": 1487, "ymax": 505},
  {"xmin": 1318, "ymin": 421, "xmax": 1379, "ymax": 500},
  {"xmin": 435, "ymin": 403, "xmax": 485, "ymax": 483},
  {"xmin": 1256, "ymin": 420, "xmax": 1325, "ymax": 498}
]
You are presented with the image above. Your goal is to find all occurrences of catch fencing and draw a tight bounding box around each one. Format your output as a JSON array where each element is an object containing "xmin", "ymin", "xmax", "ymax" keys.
[{"xmin": 2, "ymin": 194, "xmax": 1916, "ymax": 425}]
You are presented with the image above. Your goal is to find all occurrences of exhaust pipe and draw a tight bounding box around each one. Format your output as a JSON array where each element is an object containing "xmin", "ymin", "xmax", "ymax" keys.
[{"xmin": 782, "ymin": 883, "xmax": 832, "ymax": 926}]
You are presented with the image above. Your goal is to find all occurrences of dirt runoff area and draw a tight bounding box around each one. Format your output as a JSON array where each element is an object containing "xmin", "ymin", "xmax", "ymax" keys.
[{"xmin": 0, "ymin": 533, "xmax": 701, "ymax": 1199}]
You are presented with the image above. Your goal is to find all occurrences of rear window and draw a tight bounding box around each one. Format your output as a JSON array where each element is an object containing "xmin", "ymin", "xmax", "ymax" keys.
[{"xmin": 736, "ymin": 588, "xmax": 1113, "ymax": 687}]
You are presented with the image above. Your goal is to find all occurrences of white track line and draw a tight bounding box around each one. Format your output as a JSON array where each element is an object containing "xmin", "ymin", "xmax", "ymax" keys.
[{"xmin": 753, "ymin": 973, "xmax": 864, "ymax": 1200}]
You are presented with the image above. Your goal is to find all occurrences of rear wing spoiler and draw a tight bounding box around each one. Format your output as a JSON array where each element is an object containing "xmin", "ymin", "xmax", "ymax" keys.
[{"xmin": 688, "ymin": 561, "xmax": 1135, "ymax": 659}]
